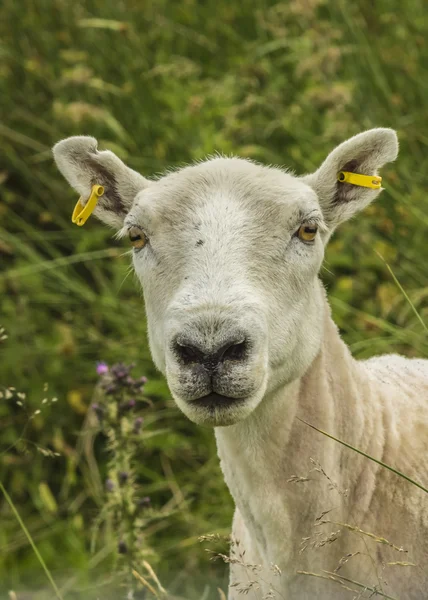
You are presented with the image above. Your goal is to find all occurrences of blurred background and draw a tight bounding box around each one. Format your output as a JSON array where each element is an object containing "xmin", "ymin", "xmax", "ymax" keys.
[{"xmin": 1, "ymin": 0, "xmax": 428, "ymax": 598}]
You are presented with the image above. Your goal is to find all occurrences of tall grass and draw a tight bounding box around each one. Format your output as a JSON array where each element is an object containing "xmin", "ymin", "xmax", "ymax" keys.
[{"xmin": 1, "ymin": 0, "xmax": 428, "ymax": 597}]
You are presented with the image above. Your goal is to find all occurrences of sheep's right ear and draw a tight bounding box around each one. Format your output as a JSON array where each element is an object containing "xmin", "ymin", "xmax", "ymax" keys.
[{"xmin": 53, "ymin": 137, "xmax": 150, "ymax": 228}]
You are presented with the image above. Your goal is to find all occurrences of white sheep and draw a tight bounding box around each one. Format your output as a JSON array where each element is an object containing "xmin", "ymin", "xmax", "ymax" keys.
[{"xmin": 53, "ymin": 129, "xmax": 428, "ymax": 599}]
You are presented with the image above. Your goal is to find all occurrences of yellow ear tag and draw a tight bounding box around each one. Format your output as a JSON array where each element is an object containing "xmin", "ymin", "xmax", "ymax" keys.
[
  {"xmin": 71, "ymin": 184, "xmax": 105, "ymax": 226},
  {"xmin": 337, "ymin": 171, "xmax": 382, "ymax": 190}
]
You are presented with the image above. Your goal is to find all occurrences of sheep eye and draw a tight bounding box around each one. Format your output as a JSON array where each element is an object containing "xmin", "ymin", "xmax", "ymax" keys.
[
  {"xmin": 297, "ymin": 222, "xmax": 318, "ymax": 243},
  {"xmin": 128, "ymin": 226, "xmax": 147, "ymax": 249}
]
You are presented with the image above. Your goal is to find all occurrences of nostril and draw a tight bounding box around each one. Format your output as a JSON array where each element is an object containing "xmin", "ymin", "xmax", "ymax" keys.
[
  {"xmin": 174, "ymin": 340, "xmax": 204, "ymax": 365},
  {"xmin": 219, "ymin": 339, "xmax": 248, "ymax": 362}
]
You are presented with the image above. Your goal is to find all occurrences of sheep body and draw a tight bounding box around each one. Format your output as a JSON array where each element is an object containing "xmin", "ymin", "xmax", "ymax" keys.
[{"xmin": 221, "ymin": 306, "xmax": 428, "ymax": 599}]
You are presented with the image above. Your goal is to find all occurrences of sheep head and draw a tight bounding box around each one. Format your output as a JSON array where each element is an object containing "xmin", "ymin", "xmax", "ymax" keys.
[{"xmin": 53, "ymin": 129, "xmax": 398, "ymax": 426}]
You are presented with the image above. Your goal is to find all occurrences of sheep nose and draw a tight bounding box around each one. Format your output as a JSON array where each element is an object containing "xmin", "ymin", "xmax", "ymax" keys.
[{"xmin": 173, "ymin": 336, "xmax": 248, "ymax": 371}]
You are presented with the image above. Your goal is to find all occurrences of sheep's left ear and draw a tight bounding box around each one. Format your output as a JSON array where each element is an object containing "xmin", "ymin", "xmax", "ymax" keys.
[
  {"xmin": 53, "ymin": 136, "xmax": 150, "ymax": 228},
  {"xmin": 302, "ymin": 128, "xmax": 398, "ymax": 233}
]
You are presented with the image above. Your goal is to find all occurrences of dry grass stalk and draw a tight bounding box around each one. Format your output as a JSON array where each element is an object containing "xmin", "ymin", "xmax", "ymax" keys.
[
  {"xmin": 287, "ymin": 457, "xmax": 348, "ymax": 497},
  {"xmin": 230, "ymin": 580, "xmax": 261, "ymax": 594},
  {"xmin": 199, "ymin": 533, "xmax": 231, "ymax": 543},
  {"xmin": 294, "ymin": 459, "xmax": 412, "ymax": 595},
  {"xmin": 203, "ymin": 435, "xmax": 417, "ymax": 597},
  {"xmin": 309, "ymin": 458, "xmax": 349, "ymax": 497},
  {"xmin": 297, "ymin": 569, "xmax": 399, "ymax": 600},
  {"xmin": 287, "ymin": 474, "xmax": 312, "ymax": 484},
  {"xmin": 217, "ymin": 588, "xmax": 227, "ymax": 600},
  {"xmin": 316, "ymin": 520, "xmax": 408, "ymax": 554},
  {"xmin": 300, "ymin": 528, "xmax": 341, "ymax": 554},
  {"xmin": 132, "ymin": 569, "xmax": 160, "ymax": 598},
  {"xmin": 202, "ymin": 535, "xmax": 288, "ymax": 599},
  {"xmin": 206, "ymin": 549, "xmax": 262, "ymax": 573},
  {"xmin": 142, "ymin": 560, "xmax": 168, "ymax": 596},
  {"xmin": 334, "ymin": 551, "xmax": 361, "ymax": 573}
]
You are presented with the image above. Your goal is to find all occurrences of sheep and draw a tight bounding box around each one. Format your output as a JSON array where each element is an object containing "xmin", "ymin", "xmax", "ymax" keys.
[{"xmin": 53, "ymin": 128, "xmax": 428, "ymax": 599}]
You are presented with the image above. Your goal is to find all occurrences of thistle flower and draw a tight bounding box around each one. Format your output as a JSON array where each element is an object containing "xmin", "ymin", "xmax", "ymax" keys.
[
  {"xmin": 96, "ymin": 362, "xmax": 109, "ymax": 375},
  {"xmin": 119, "ymin": 399, "xmax": 136, "ymax": 413},
  {"xmin": 133, "ymin": 417, "xmax": 144, "ymax": 434},
  {"xmin": 92, "ymin": 362, "xmax": 151, "ymax": 595},
  {"xmin": 118, "ymin": 540, "xmax": 128, "ymax": 554},
  {"xmin": 136, "ymin": 496, "xmax": 151, "ymax": 507}
]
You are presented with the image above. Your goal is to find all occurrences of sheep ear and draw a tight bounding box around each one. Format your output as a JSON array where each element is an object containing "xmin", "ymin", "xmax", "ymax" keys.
[
  {"xmin": 302, "ymin": 128, "xmax": 398, "ymax": 232},
  {"xmin": 53, "ymin": 136, "xmax": 150, "ymax": 228}
]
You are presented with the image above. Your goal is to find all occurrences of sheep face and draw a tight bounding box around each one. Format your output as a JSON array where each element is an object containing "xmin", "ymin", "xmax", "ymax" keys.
[
  {"xmin": 53, "ymin": 128, "xmax": 398, "ymax": 426},
  {"xmin": 125, "ymin": 159, "xmax": 326, "ymax": 426}
]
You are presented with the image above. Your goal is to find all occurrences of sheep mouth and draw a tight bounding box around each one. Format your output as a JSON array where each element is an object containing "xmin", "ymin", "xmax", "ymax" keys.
[{"xmin": 189, "ymin": 392, "xmax": 246, "ymax": 410}]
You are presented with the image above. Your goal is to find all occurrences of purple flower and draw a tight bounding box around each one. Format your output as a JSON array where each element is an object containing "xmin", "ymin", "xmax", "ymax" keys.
[
  {"xmin": 96, "ymin": 362, "xmax": 109, "ymax": 375},
  {"xmin": 133, "ymin": 375, "xmax": 148, "ymax": 389},
  {"xmin": 111, "ymin": 363, "xmax": 129, "ymax": 379},
  {"xmin": 133, "ymin": 417, "xmax": 144, "ymax": 434},
  {"xmin": 104, "ymin": 383, "xmax": 117, "ymax": 395},
  {"xmin": 136, "ymin": 496, "xmax": 151, "ymax": 507},
  {"xmin": 105, "ymin": 478, "xmax": 115, "ymax": 492},
  {"xmin": 119, "ymin": 399, "xmax": 136, "ymax": 413}
]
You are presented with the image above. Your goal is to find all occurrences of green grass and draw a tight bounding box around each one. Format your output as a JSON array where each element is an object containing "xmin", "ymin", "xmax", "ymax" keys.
[{"xmin": 1, "ymin": 0, "xmax": 428, "ymax": 597}]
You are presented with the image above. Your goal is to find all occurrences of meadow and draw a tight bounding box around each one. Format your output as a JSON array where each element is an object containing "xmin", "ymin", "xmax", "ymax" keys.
[{"xmin": 1, "ymin": 0, "xmax": 428, "ymax": 598}]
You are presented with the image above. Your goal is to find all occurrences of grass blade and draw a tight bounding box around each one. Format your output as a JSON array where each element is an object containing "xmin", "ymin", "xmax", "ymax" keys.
[
  {"xmin": 0, "ymin": 482, "xmax": 64, "ymax": 600},
  {"xmin": 375, "ymin": 251, "xmax": 428, "ymax": 333},
  {"xmin": 297, "ymin": 418, "xmax": 428, "ymax": 495}
]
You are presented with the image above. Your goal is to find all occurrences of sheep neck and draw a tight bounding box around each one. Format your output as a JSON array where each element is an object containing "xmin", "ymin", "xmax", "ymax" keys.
[{"xmin": 214, "ymin": 298, "xmax": 380, "ymax": 568}]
